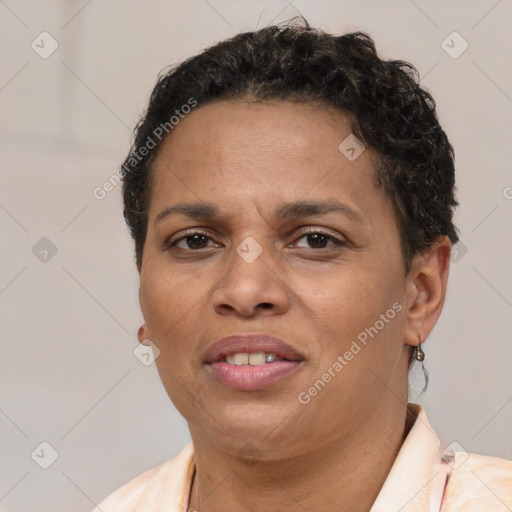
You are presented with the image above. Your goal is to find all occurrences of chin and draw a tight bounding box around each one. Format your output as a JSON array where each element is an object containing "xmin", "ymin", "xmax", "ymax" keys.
[{"xmin": 218, "ymin": 404, "xmax": 298, "ymax": 442}]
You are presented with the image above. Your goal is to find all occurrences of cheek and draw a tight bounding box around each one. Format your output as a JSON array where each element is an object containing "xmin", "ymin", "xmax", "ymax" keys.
[
  {"xmin": 142, "ymin": 261, "xmax": 196, "ymax": 313},
  {"xmin": 308, "ymin": 263, "xmax": 403, "ymax": 351},
  {"xmin": 140, "ymin": 269, "xmax": 201, "ymax": 351}
]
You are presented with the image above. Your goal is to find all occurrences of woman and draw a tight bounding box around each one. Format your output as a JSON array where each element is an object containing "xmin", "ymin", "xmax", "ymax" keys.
[{"xmin": 92, "ymin": 20, "xmax": 512, "ymax": 511}]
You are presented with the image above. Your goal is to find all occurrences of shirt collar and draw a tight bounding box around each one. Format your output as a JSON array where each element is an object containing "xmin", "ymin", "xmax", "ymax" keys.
[
  {"xmin": 178, "ymin": 403, "xmax": 441, "ymax": 512},
  {"xmin": 370, "ymin": 403, "xmax": 441, "ymax": 512}
]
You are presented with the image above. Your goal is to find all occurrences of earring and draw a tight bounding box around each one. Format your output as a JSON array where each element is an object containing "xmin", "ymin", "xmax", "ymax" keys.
[
  {"xmin": 414, "ymin": 337, "xmax": 425, "ymax": 361},
  {"xmin": 413, "ymin": 334, "xmax": 429, "ymax": 395}
]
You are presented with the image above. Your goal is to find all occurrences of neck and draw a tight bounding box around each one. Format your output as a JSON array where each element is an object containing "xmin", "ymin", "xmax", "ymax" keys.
[{"xmin": 188, "ymin": 404, "xmax": 411, "ymax": 512}]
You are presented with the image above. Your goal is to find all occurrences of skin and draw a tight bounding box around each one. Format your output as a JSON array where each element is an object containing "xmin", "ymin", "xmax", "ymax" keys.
[{"xmin": 137, "ymin": 100, "xmax": 451, "ymax": 512}]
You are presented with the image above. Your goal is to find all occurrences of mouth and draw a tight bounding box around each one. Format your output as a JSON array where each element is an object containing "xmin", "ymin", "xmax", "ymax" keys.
[{"xmin": 203, "ymin": 333, "xmax": 305, "ymax": 391}]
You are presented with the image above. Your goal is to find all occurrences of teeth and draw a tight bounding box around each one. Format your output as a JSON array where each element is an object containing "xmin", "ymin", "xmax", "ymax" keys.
[
  {"xmin": 224, "ymin": 352, "xmax": 284, "ymax": 365},
  {"xmin": 249, "ymin": 352, "xmax": 266, "ymax": 365},
  {"xmin": 234, "ymin": 353, "xmax": 249, "ymax": 365}
]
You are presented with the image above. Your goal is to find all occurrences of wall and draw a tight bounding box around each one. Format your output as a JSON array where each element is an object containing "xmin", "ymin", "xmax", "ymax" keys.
[{"xmin": 1, "ymin": 1, "xmax": 511, "ymax": 510}]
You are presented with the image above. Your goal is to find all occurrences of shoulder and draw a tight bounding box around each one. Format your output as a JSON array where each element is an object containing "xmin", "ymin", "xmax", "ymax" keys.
[
  {"xmin": 441, "ymin": 451, "xmax": 512, "ymax": 511},
  {"xmin": 90, "ymin": 442, "xmax": 194, "ymax": 512}
]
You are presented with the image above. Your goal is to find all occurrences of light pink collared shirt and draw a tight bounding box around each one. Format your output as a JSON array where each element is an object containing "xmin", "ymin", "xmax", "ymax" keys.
[{"xmin": 92, "ymin": 403, "xmax": 512, "ymax": 511}]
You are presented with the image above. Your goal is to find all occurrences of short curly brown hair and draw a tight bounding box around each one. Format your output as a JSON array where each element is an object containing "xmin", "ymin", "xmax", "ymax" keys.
[{"xmin": 120, "ymin": 18, "xmax": 459, "ymax": 285}]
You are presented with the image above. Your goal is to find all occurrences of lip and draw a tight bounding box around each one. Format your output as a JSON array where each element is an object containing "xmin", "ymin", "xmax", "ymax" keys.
[
  {"xmin": 203, "ymin": 333, "xmax": 304, "ymax": 364},
  {"xmin": 206, "ymin": 361, "xmax": 303, "ymax": 391},
  {"xmin": 203, "ymin": 333, "xmax": 305, "ymax": 391}
]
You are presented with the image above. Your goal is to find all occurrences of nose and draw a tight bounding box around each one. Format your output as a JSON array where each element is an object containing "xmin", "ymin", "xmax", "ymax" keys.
[{"xmin": 210, "ymin": 243, "xmax": 291, "ymax": 317}]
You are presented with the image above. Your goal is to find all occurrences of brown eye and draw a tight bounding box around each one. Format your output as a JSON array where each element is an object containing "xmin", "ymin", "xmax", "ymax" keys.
[
  {"xmin": 165, "ymin": 230, "xmax": 221, "ymax": 251},
  {"xmin": 294, "ymin": 230, "xmax": 345, "ymax": 249},
  {"xmin": 177, "ymin": 234, "xmax": 210, "ymax": 250}
]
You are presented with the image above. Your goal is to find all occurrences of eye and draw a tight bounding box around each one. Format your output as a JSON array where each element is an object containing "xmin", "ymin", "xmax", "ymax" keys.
[
  {"xmin": 165, "ymin": 230, "xmax": 221, "ymax": 251},
  {"xmin": 292, "ymin": 229, "xmax": 346, "ymax": 249},
  {"xmin": 164, "ymin": 228, "xmax": 346, "ymax": 253}
]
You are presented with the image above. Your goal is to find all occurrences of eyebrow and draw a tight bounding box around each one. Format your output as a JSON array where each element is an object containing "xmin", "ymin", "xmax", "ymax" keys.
[{"xmin": 154, "ymin": 199, "xmax": 364, "ymax": 225}]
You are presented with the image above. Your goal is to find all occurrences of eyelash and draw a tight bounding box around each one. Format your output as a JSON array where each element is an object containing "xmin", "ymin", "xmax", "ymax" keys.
[{"xmin": 164, "ymin": 228, "xmax": 346, "ymax": 252}]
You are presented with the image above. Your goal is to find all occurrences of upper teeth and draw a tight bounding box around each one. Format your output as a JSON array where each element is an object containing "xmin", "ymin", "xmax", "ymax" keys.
[{"xmin": 225, "ymin": 352, "xmax": 283, "ymax": 365}]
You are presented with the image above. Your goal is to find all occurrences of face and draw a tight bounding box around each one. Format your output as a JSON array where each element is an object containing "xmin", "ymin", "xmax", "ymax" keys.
[{"xmin": 138, "ymin": 100, "xmax": 413, "ymax": 460}]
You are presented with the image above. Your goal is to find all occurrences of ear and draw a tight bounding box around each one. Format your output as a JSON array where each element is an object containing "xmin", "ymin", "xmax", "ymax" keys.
[
  {"xmin": 137, "ymin": 324, "xmax": 151, "ymax": 345},
  {"xmin": 403, "ymin": 236, "xmax": 451, "ymax": 347},
  {"xmin": 137, "ymin": 286, "xmax": 151, "ymax": 344}
]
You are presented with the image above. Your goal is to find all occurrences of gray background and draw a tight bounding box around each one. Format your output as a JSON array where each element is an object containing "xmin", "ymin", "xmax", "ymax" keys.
[{"xmin": 1, "ymin": 1, "xmax": 511, "ymax": 511}]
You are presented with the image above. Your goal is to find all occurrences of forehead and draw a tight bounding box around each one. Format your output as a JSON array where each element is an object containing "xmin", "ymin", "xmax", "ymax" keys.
[
  {"xmin": 149, "ymin": 100, "xmax": 390, "ymax": 225},
  {"xmin": 154, "ymin": 100, "xmax": 358, "ymax": 168}
]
